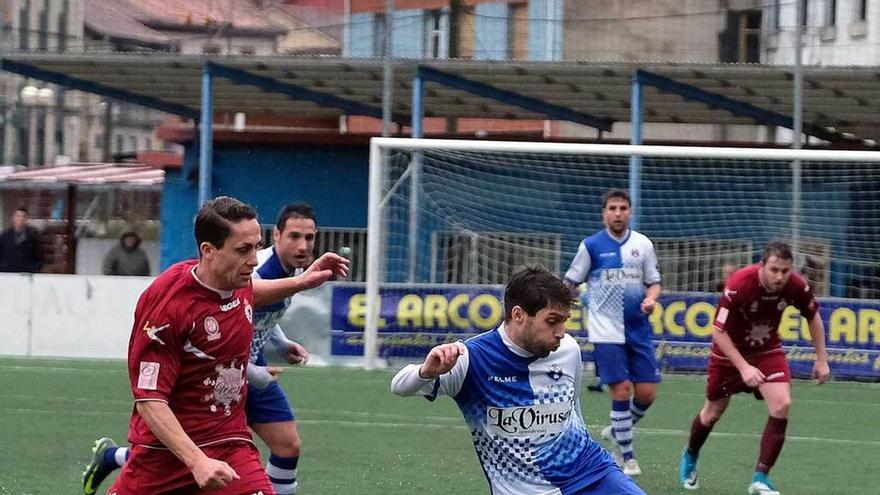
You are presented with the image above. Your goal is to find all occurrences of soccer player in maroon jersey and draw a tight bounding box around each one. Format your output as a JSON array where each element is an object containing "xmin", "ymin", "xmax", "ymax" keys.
[
  {"xmin": 106, "ymin": 197, "xmax": 347, "ymax": 495},
  {"xmin": 678, "ymin": 242, "xmax": 830, "ymax": 495}
]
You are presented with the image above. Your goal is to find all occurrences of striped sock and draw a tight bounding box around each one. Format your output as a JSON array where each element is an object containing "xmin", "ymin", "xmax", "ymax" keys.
[
  {"xmin": 611, "ymin": 399, "xmax": 635, "ymax": 461},
  {"xmin": 267, "ymin": 454, "xmax": 299, "ymax": 495},
  {"xmin": 102, "ymin": 447, "xmax": 129, "ymax": 468},
  {"xmin": 630, "ymin": 399, "xmax": 652, "ymax": 425}
]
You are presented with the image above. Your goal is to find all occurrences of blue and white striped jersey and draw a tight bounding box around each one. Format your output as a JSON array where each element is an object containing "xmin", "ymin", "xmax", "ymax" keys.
[
  {"xmin": 250, "ymin": 246, "xmax": 303, "ymax": 364},
  {"xmin": 392, "ymin": 326, "xmax": 616, "ymax": 495},
  {"xmin": 564, "ymin": 229, "xmax": 660, "ymax": 344}
]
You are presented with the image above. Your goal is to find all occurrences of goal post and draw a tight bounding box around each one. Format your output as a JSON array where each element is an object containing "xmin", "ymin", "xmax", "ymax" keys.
[{"xmin": 364, "ymin": 138, "xmax": 880, "ymax": 370}]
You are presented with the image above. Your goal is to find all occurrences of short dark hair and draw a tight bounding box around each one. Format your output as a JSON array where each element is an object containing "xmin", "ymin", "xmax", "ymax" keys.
[
  {"xmin": 504, "ymin": 265, "xmax": 576, "ymax": 321},
  {"xmin": 275, "ymin": 203, "xmax": 316, "ymax": 232},
  {"xmin": 194, "ymin": 196, "xmax": 257, "ymax": 250},
  {"xmin": 602, "ymin": 188, "xmax": 631, "ymax": 208},
  {"xmin": 762, "ymin": 241, "xmax": 793, "ymax": 263},
  {"xmin": 14, "ymin": 207, "xmax": 28, "ymax": 215}
]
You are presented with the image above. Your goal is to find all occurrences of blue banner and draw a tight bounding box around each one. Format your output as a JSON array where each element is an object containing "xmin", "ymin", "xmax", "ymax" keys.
[{"xmin": 330, "ymin": 284, "xmax": 880, "ymax": 380}]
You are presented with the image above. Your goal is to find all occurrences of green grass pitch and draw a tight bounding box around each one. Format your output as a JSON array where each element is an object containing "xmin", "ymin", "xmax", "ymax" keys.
[{"xmin": 0, "ymin": 356, "xmax": 877, "ymax": 494}]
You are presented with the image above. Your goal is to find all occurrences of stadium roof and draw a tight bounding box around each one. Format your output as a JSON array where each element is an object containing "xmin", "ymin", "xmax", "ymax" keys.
[
  {"xmin": 0, "ymin": 163, "xmax": 164, "ymax": 191},
  {"xmin": 3, "ymin": 52, "xmax": 880, "ymax": 142}
]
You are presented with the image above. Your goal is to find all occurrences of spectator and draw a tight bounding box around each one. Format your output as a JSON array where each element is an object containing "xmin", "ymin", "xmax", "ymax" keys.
[
  {"xmin": 0, "ymin": 207, "xmax": 43, "ymax": 273},
  {"xmin": 102, "ymin": 231, "xmax": 151, "ymax": 276}
]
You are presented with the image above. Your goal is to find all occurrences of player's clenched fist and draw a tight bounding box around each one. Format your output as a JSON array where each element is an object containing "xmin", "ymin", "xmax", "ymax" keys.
[
  {"xmin": 191, "ymin": 457, "xmax": 240, "ymax": 490},
  {"xmin": 419, "ymin": 342, "xmax": 466, "ymax": 379}
]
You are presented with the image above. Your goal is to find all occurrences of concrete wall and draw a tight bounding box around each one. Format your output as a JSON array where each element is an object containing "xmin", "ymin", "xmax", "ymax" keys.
[{"xmin": 0, "ymin": 273, "xmax": 341, "ymax": 363}]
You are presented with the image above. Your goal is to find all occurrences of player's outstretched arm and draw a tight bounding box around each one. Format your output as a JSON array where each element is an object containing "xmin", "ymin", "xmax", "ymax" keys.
[
  {"xmin": 419, "ymin": 342, "xmax": 467, "ymax": 379},
  {"xmin": 253, "ymin": 252, "xmax": 349, "ymax": 307},
  {"xmin": 136, "ymin": 401, "xmax": 239, "ymax": 489},
  {"xmin": 391, "ymin": 342, "xmax": 467, "ymax": 396},
  {"xmin": 807, "ymin": 312, "xmax": 830, "ymax": 384}
]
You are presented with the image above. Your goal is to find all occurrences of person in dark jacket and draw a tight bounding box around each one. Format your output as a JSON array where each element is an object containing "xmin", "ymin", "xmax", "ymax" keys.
[
  {"xmin": 0, "ymin": 207, "xmax": 43, "ymax": 273},
  {"xmin": 102, "ymin": 231, "xmax": 151, "ymax": 276}
]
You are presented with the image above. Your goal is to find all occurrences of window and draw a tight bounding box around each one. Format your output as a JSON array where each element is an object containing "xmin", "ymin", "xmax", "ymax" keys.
[
  {"xmin": 858, "ymin": 0, "xmax": 867, "ymax": 20},
  {"xmin": 128, "ymin": 135, "xmax": 138, "ymax": 151},
  {"xmin": 260, "ymin": 225, "xmax": 368, "ymax": 282},
  {"xmin": 202, "ymin": 44, "xmax": 222, "ymax": 55},
  {"xmin": 115, "ymin": 134, "xmax": 123, "ymax": 153},
  {"xmin": 239, "ymin": 45, "xmax": 255, "ymax": 55},
  {"xmin": 654, "ymin": 239, "xmax": 753, "ymax": 293},
  {"xmin": 825, "ymin": 0, "xmax": 836, "ymax": 26},
  {"xmin": 372, "ymin": 13, "xmax": 387, "ymax": 57},
  {"xmin": 507, "ymin": 2, "xmax": 528, "ymax": 60},
  {"xmin": 18, "ymin": 1, "xmax": 29, "ymax": 50},
  {"xmin": 432, "ymin": 231, "xmax": 561, "ymax": 284},
  {"xmin": 424, "ymin": 9, "xmax": 448, "ymax": 58},
  {"xmin": 769, "ymin": 0, "xmax": 781, "ymax": 31},
  {"xmin": 38, "ymin": 7, "xmax": 47, "ymax": 50},
  {"xmin": 719, "ymin": 10, "xmax": 762, "ymax": 63},
  {"xmin": 800, "ymin": 0, "xmax": 809, "ymax": 27}
]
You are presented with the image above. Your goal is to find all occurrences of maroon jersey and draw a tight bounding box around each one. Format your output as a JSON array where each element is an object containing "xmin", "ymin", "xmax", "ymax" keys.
[
  {"xmin": 712, "ymin": 264, "xmax": 818, "ymax": 357},
  {"xmin": 126, "ymin": 260, "xmax": 256, "ymax": 448}
]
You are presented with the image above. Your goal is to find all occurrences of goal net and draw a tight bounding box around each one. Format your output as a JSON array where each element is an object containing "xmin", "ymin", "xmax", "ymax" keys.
[{"xmin": 358, "ymin": 139, "xmax": 880, "ymax": 372}]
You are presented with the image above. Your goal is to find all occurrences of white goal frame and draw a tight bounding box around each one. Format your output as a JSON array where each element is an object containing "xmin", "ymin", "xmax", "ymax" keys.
[{"xmin": 364, "ymin": 137, "xmax": 880, "ymax": 369}]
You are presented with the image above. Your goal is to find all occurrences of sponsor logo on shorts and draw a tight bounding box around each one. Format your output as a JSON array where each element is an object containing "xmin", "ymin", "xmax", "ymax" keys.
[
  {"xmin": 204, "ymin": 316, "xmax": 221, "ymax": 341},
  {"xmin": 766, "ymin": 371, "xmax": 786, "ymax": 381}
]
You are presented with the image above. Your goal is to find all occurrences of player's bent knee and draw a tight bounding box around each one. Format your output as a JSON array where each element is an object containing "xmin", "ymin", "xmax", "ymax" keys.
[
  {"xmin": 768, "ymin": 399, "xmax": 791, "ymax": 418},
  {"xmin": 270, "ymin": 435, "xmax": 301, "ymax": 458}
]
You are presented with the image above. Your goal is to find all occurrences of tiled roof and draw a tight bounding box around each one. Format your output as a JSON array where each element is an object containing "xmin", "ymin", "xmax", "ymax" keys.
[
  {"xmin": 84, "ymin": 0, "xmax": 172, "ymax": 47},
  {"xmin": 0, "ymin": 164, "xmax": 164, "ymax": 190}
]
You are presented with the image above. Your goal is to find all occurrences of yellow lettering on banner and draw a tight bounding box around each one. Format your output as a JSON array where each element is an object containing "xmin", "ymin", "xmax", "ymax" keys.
[
  {"xmin": 649, "ymin": 303, "xmax": 664, "ymax": 336},
  {"xmin": 423, "ymin": 295, "xmax": 449, "ymax": 328},
  {"xmin": 685, "ymin": 302, "xmax": 716, "ymax": 338},
  {"xmin": 469, "ymin": 294, "xmax": 502, "ymax": 330},
  {"xmin": 874, "ymin": 356, "xmax": 880, "ymax": 371},
  {"xmin": 566, "ymin": 306, "xmax": 584, "ymax": 332},
  {"xmin": 778, "ymin": 306, "xmax": 809, "ymax": 342},
  {"xmin": 664, "ymin": 301, "xmax": 686, "ymax": 337},
  {"xmin": 347, "ymin": 294, "xmax": 386, "ymax": 328},
  {"xmin": 448, "ymin": 294, "xmax": 470, "ymax": 328},
  {"xmin": 858, "ymin": 309, "xmax": 880, "ymax": 345},
  {"xmin": 397, "ymin": 294, "xmax": 423, "ymax": 327},
  {"xmin": 829, "ymin": 307, "xmax": 857, "ymax": 344},
  {"xmin": 348, "ymin": 294, "xmax": 368, "ymax": 327}
]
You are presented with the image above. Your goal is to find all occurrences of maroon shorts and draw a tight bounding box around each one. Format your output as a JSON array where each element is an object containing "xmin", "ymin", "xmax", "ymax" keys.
[
  {"xmin": 107, "ymin": 441, "xmax": 274, "ymax": 495},
  {"xmin": 706, "ymin": 349, "xmax": 791, "ymax": 401}
]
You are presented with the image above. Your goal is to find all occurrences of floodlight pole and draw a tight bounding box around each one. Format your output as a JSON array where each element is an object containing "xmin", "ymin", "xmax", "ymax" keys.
[
  {"xmin": 629, "ymin": 74, "xmax": 643, "ymax": 229},
  {"xmin": 792, "ymin": 0, "xmax": 805, "ymax": 260},
  {"xmin": 199, "ymin": 64, "xmax": 214, "ymax": 207}
]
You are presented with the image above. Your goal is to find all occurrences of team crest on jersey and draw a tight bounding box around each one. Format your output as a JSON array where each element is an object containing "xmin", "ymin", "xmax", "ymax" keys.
[
  {"xmin": 245, "ymin": 302, "xmax": 253, "ymax": 324},
  {"xmin": 631, "ymin": 249, "xmax": 640, "ymax": 257},
  {"xmin": 746, "ymin": 322, "xmax": 773, "ymax": 346},
  {"xmin": 204, "ymin": 316, "xmax": 221, "ymax": 341},
  {"xmin": 202, "ymin": 360, "xmax": 245, "ymax": 416},
  {"xmin": 548, "ymin": 364, "xmax": 563, "ymax": 381}
]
